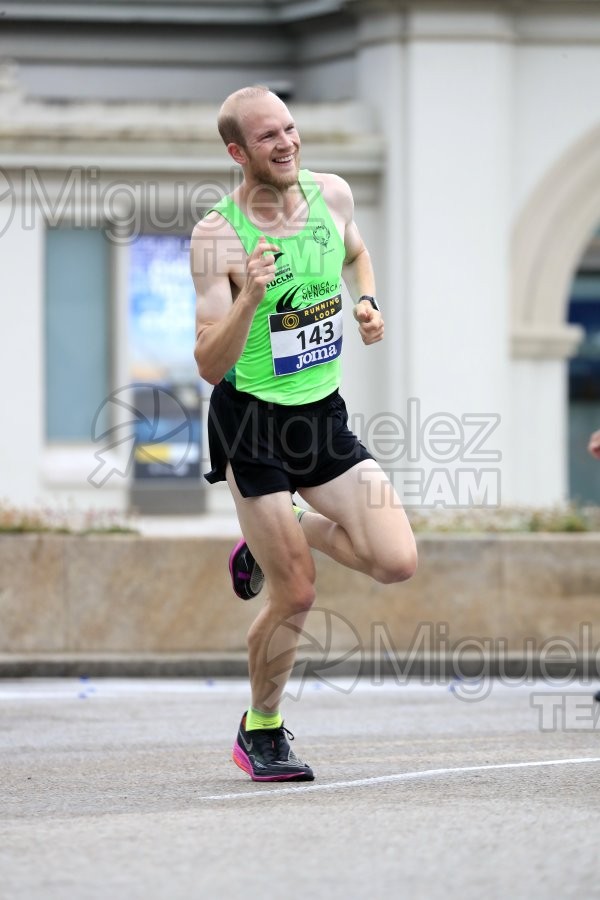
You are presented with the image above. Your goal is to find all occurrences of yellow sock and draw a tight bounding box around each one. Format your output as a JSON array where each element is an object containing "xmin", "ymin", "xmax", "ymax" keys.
[
  {"xmin": 245, "ymin": 707, "xmax": 283, "ymax": 731},
  {"xmin": 292, "ymin": 504, "xmax": 306, "ymax": 523}
]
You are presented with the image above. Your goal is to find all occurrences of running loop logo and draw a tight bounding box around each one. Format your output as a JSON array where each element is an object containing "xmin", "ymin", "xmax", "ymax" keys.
[
  {"xmin": 281, "ymin": 313, "xmax": 300, "ymax": 329},
  {"xmin": 265, "ymin": 608, "xmax": 363, "ymax": 703}
]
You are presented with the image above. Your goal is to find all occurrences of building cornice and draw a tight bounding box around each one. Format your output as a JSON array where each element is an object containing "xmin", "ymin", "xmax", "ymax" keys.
[
  {"xmin": 0, "ymin": 73, "xmax": 383, "ymax": 173},
  {"xmin": 4, "ymin": 0, "xmax": 600, "ymax": 27},
  {"xmin": 0, "ymin": 0, "xmax": 349, "ymax": 25}
]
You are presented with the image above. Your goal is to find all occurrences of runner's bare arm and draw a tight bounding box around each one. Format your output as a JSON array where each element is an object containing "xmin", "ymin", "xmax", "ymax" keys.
[
  {"xmin": 321, "ymin": 174, "xmax": 384, "ymax": 346},
  {"xmin": 191, "ymin": 216, "xmax": 279, "ymax": 384}
]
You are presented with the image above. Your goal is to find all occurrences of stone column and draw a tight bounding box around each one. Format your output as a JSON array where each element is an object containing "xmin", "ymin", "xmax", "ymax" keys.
[
  {"xmin": 355, "ymin": 3, "xmax": 408, "ymax": 417},
  {"xmin": 399, "ymin": 6, "xmax": 513, "ymax": 508}
]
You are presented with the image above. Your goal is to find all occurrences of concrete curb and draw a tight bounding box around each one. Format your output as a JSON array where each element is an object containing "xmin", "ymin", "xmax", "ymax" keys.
[
  {"xmin": 2, "ymin": 533, "xmax": 600, "ymax": 661},
  {"xmin": 1, "ymin": 652, "xmax": 599, "ymax": 680}
]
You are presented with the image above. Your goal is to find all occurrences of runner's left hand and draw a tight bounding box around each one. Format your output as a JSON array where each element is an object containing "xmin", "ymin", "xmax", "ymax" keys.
[{"xmin": 353, "ymin": 300, "xmax": 384, "ymax": 345}]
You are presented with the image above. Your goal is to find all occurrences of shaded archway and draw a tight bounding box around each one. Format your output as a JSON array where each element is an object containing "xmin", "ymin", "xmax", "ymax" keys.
[
  {"xmin": 511, "ymin": 123, "xmax": 600, "ymax": 359},
  {"xmin": 567, "ymin": 230, "xmax": 600, "ymax": 504},
  {"xmin": 510, "ymin": 124, "xmax": 600, "ymax": 504}
]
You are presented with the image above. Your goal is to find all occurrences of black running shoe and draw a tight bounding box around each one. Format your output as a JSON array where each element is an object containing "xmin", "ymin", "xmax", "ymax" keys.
[
  {"xmin": 232, "ymin": 712, "xmax": 315, "ymax": 782},
  {"xmin": 228, "ymin": 539, "xmax": 264, "ymax": 600}
]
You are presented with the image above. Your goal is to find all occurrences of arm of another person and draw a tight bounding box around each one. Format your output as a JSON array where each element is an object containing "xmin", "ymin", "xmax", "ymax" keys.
[
  {"xmin": 324, "ymin": 174, "xmax": 384, "ymax": 346},
  {"xmin": 191, "ymin": 215, "xmax": 279, "ymax": 384}
]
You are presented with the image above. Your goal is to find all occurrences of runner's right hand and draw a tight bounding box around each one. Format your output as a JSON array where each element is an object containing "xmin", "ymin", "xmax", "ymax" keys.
[{"xmin": 242, "ymin": 236, "xmax": 280, "ymax": 307}]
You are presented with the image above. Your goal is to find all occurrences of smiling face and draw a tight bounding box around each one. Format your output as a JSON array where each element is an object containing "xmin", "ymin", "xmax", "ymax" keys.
[{"xmin": 227, "ymin": 91, "xmax": 301, "ymax": 191}]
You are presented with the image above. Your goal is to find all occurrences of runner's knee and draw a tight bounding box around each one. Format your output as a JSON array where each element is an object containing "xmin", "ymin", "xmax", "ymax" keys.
[
  {"xmin": 371, "ymin": 541, "xmax": 418, "ymax": 585},
  {"xmin": 280, "ymin": 564, "xmax": 317, "ymax": 614},
  {"xmin": 267, "ymin": 552, "xmax": 317, "ymax": 614},
  {"xmin": 287, "ymin": 581, "xmax": 317, "ymax": 615}
]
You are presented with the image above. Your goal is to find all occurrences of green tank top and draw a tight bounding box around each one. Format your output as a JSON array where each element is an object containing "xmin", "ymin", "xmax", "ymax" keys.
[{"xmin": 206, "ymin": 169, "xmax": 345, "ymax": 405}]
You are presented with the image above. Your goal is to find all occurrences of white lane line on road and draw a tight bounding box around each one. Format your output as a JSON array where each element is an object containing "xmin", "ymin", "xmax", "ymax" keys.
[{"xmin": 199, "ymin": 757, "xmax": 600, "ymax": 802}]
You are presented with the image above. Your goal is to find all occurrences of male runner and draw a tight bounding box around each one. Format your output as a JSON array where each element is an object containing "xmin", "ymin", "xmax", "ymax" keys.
[{"xmin": 191, "ymin": 85, "xmax": 417, "ymax": 782}]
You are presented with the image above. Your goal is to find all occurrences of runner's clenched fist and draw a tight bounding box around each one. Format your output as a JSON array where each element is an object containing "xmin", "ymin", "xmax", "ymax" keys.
[
  {"xmin": 353, "ymin": 298, "xmax": 384, "ymax": 345},
  {"xmin": 243, "ymin": 236, "xmax": 280, "ymax": 307}
]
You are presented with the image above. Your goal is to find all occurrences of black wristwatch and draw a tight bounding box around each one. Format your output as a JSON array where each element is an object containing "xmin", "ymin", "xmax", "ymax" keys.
[{"xmin": 358, "ymin": 294, "xmax": 380, "ymax": 311}]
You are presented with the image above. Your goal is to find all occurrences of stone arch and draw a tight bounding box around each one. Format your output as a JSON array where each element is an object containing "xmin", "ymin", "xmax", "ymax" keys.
[{"xmin": 511, "ymin": 123, "xmax": 600, "ymax": 359}]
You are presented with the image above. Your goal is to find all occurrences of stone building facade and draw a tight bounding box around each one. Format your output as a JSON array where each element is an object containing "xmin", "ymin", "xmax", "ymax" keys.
[{"xmin": 1, "ymin": 0, "xmax": 599, "ymax": 514}]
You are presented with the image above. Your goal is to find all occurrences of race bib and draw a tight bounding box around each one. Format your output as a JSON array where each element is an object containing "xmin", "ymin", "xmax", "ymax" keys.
[{"xmin": 269, "ymin": 295, "xmax": 343, "ymax": 376}]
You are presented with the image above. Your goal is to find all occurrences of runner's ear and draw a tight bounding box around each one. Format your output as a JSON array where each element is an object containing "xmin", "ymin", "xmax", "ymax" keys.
[{"xmin": 227, "ymin": 142, "xmax": 247, "ymax": 166}]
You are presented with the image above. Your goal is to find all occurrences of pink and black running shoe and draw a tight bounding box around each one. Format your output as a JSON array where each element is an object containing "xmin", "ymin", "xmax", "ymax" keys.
[
  {"xmin": 232, "ymin": 712, "xmax": 315, "ymax": 782},
  {"xmin": 228, "ymin": 539, "xmax": 264, "ymax": 600}
]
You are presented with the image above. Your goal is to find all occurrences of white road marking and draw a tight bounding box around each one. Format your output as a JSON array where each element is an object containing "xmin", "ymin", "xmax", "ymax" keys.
[{"xmin": 198, "ymin": 757, "xmax": 600, "ymax": 802}]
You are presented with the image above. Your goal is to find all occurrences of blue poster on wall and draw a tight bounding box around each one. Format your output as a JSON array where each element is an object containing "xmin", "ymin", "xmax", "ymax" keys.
[
  {"xmin": 128, "ymin": 235, "xmax": 197, "ymax": 382},
  {"xmin": 128, "ymin": 235, "xmax": 201, "ymax": 480}
]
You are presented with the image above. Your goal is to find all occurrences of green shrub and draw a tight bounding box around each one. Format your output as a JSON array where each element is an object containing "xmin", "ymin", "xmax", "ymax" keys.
[
  {"xmin": 407, "ymin": 504, "xmax": 600, "ymax": 533},
  {"xmin": 0, "ymin": 502, "xmax": 138, "ymax": 535}
]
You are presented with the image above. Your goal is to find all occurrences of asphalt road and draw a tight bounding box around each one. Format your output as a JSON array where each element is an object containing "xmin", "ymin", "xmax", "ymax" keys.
[{"xmin": 1, "ymin": 677, "xmax": 599, "ymax": 900}]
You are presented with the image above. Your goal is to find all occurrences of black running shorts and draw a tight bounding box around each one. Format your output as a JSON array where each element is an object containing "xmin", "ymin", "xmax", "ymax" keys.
[{"xmin": 204, "ymin": 379, "xmax": 374, "ymax": 498}]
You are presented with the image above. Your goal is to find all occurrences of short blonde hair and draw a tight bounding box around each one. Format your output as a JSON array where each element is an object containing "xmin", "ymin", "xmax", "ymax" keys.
[{"xmin": 217, "ymin": 85, "xmax": 272, "ymax": 147}]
